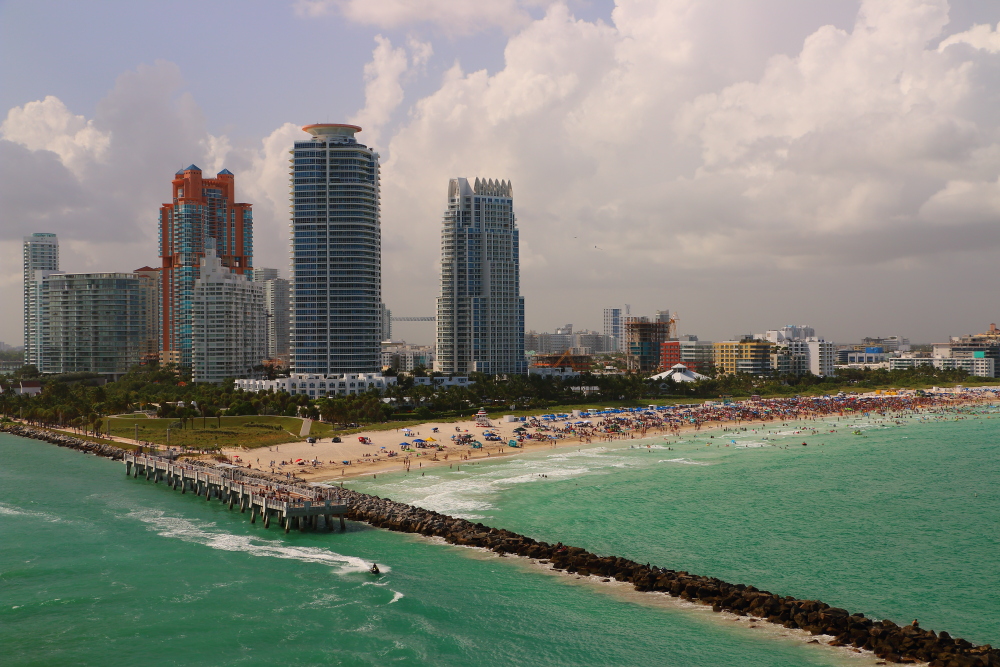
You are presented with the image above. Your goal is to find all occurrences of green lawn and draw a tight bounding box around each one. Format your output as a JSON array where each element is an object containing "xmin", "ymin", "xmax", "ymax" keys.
[{"xmin": 106, "ymin": 415, "xmax": 306, "ymax": 449}]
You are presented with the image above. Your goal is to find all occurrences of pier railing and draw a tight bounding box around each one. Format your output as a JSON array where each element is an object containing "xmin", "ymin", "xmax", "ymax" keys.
[{"xmin": 123, "ymin": 453, "xmax": 349, "ymax": 532}]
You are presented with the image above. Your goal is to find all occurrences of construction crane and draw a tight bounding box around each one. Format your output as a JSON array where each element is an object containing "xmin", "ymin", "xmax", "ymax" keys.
[{"xmin": 667, "ymin": 311, "xmax": 679, "ymax": 339}]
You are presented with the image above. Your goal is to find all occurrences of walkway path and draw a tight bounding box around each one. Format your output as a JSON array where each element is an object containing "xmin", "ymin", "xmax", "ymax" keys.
[{"xmin": 299, "ymin": 418, "xmax": 312, "ymax": 437}]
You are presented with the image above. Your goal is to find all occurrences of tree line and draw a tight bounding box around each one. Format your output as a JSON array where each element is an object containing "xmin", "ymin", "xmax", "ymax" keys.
[{"xmin": 0, "ymin": 362, "xmax": 986, "ymax": 432}]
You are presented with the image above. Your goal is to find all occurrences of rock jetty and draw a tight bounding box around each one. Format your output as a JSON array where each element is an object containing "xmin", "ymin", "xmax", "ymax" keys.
[
  {"xmin": 3, "ymin": 422, "xmax": 995, "ymax": 666},
  {"xmin": 2, "ymin": 422, "xmax": 128, "ymax": 459}
]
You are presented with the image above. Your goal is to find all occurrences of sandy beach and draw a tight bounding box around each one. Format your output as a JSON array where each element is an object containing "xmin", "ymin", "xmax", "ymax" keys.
[
  {"xmin": 221, "ymin": 387, "xmax": 1000, "ymax": 483},
  {"xmin": 222, "ymin": 415, "xmax": 646, "ymax": 483}
]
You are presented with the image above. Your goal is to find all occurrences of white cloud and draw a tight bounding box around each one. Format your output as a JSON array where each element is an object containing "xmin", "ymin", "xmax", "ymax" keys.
[
  {"xmin": 349, "ymin": 35, "xmax": 416, "ymax": 147},
  {"xmin": 939, "ymin": 22, "xmax": 1000, "ymax": 53},
  {"xmin": 1, "ymin": 95, "xmax": 110, "ymax": 176}
]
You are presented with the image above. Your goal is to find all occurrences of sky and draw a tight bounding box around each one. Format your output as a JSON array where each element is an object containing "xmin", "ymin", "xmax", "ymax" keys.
[{"xmin": 3, "ymin": 0, "xmax": 1000, "ymax": 346}]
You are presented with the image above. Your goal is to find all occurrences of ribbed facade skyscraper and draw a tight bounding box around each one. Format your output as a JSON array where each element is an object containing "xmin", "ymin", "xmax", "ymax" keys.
[
  {"xmin": 435, "ymin": 177, "xmax": 526, "ymax": 376},
  {"xmin": 159, "ymin": 165, "xmax": 252, "ymax": 368},
  {"xmin": 23, "ymin": 233, "xmax": 60, "ymax": 368},
  {"xmin": 289, "ymin": 124, "xmax": 381, "ymax": 374}
]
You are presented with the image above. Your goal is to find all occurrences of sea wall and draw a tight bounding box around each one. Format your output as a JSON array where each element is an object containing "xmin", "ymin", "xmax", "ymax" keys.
[{"xmin": 3, "ymin": 422, "xmax": 995, "ymax": 667}]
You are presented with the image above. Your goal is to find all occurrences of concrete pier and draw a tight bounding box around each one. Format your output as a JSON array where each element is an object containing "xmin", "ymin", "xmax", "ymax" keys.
[{"xmin": 123, "ymin": 454, "xmax": 348, "ymax": 532}]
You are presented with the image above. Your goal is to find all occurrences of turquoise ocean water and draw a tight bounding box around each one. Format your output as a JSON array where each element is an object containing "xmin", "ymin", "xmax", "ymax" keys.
[{"xmin": 2, "ymin": 410, "xmax": 997, "ymax": 666}]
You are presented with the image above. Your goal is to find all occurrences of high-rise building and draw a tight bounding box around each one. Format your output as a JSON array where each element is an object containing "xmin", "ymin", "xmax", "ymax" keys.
[
  {"xmin": 40, "ymin": 272, "xmax": 150, "ymax": 377},
  {"xmin": 435, "ymin": 177, "xmax": 526, "ymax": 376},
  {"xmin": 23, "ymin": 233, "xmax": 60, "ymax": 368},
  {"xmin": 263, "ymin": 277, "xmax": 290, "ymax": 361},
  {"xmin": 380, "ymin": 303, "xmax": 392, "ymax": 342},
  {"xmin": 249, "ymin": 267, "xmax": 288, "ymax": 362},
  {"xmin": 191, "ymin": 240, "xmax": 265, "ymax": 383},
  {"xmin": 133, "ymin": 266, "xmax": 162, "ymax": 363},
  {"xmin": 289, "ymin": 124, "xmax": 382, "ymax": 374},
  {"xmin": 603, "ymin": 308, "xmax": 622, "ymax": 352},
  {"xmin": 159, "ymin": 165, "xmax": 252, "ymax": 367},
  {"xmin": 624, "ymin": 314, "xmax": 672, "ymax": 371}
]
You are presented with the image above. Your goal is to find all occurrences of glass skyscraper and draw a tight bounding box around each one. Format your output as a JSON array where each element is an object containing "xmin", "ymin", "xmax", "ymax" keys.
[
  {"xmin": 23, "ymin": 233, "xmax": 60, "ymax": 368},
  {"xmin": 435, "ymin": 177, "xmax": 526, "ymax": 376},
  {"xmin": 41, "ymin": 272, "xmax": 151, "ymax": 377},
  {"xmin": 290, "ymin": 124, "xmax": 381, "ymax": 374}
]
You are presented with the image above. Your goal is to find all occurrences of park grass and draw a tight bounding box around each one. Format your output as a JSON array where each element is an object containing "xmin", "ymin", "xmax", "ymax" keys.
[{"xmin": 106, "ymin": 415, "xmax": 306, "ymax": 449}]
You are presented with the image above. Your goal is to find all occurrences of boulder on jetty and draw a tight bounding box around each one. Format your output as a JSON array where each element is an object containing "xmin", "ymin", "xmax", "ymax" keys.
[
  {"xmin": 2, "ymin": 423, "xmax": 127, "ymax": 459},
  {"xmin": 4, "ymin": 421, "xmax": 996, "ymax": 667}
]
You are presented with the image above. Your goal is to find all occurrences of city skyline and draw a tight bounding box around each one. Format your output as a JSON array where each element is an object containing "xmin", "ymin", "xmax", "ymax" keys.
[{"xmin": 5, "ymin": 1, "xmax": 1000, "ymax": 346}]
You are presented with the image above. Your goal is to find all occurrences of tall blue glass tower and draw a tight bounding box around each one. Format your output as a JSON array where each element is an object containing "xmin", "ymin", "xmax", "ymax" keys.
[
  {"xmin": 289, "ymin": 124, "xmax": 381, "ymax": 374},
  {"xmin": 435, "ymin": 177, "xmax": 526, "ymax": 376}
]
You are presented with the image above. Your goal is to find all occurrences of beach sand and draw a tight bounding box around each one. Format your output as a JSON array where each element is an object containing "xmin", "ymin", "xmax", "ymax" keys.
[
  {"xmin": 224, "ymin": 387, "xmax": 999, "ymax": 483},
  {"xmin": 221, "ymin": 414, "xmax": 733, "ymax": 483}
]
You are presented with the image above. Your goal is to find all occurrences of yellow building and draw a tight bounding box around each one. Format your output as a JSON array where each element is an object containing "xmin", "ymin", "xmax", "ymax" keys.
[{"xmin": 713, "ymin": 338, "xmax": 772, "ymax": 375}]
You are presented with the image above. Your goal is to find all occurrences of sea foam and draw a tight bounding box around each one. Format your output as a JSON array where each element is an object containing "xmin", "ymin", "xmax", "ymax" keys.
[{"xmin": 125, "ymin": 508, "xmax": 386, "ymax": 574}]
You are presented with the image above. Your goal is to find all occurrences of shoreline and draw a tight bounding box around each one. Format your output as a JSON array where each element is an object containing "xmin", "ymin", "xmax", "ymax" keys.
[{"xmin": 218, "ymin": 389, "xmax": 998, "ymax": 484}]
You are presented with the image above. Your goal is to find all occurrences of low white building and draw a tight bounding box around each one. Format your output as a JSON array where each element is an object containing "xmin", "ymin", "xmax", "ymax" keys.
[
  {"xmin": 762, "ymin": 325, "xmax": 815, "ymax": 344},
  {"xmin": 934, "ymin": 357, "xmax": 995, "ymax": 377},
  {"xmin": 381, "ymin": 341, "xmax": 435, "ymax": 372},
  {"xmin": 888, "ymin": 357, "xmax": 934, "ymax": 371},
  {"xmin": 411, "ymin": 376, "xmax": 474, "ymax": 388},
  {"xmin": 235, "ymin": 373, "xmax": 396, "ymax": 397},
  {"xmin": 756, "ymin": 327, "xmax": 834, "ymax": 377}
]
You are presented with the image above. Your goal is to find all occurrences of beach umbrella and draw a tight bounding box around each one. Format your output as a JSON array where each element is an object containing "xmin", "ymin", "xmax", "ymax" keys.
[
  {"xmin": 426, "ymin": 437, "xmax": 437, "ymax": 442},
  {"xmin": 399, "ymin": 442, "xmax": 409, "ymax": 447},
  {"xmin": 413, "ymin": 438, "xmax": 426, "ymax": 443}
]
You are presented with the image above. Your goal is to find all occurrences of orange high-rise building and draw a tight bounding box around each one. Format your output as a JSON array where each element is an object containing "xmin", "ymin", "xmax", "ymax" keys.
[{"xmin": 159, "ymin": 165, "xmax": 252, "ymax": 367}]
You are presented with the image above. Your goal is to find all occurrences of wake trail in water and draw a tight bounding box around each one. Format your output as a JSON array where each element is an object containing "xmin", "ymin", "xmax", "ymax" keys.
[
  {"xmin": 0, "ymin": 501, "xmax": 61, "ymax": 522},
  {"xmin": 125, "ymin": 508, "xmax": 387, "ymax": 574}
]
